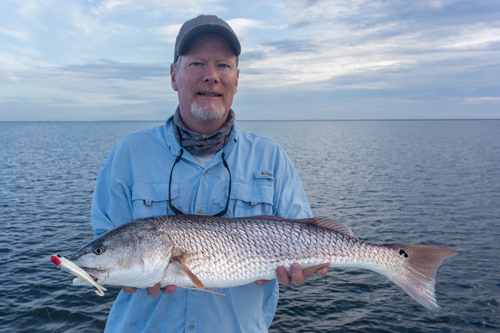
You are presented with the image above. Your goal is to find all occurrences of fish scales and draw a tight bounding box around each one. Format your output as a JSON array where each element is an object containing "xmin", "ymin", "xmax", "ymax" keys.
[
  {"xmin": 153, "ymin": 215, "xmax": 367, "ymax": 288},
  {"xmin": 67, "ymin": 214, "xmax": 458, "ymax": 311}
]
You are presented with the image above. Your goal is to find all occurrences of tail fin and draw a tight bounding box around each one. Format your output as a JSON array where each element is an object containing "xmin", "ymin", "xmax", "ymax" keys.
[{"xmin": 382, "ymin": 244, "xmax": 458, "ymax": 312}]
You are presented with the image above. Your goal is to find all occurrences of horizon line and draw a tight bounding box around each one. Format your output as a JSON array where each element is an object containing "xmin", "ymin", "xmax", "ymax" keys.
[{"xmin": 1, "ymin": 118, "xmax": 500, "ymax": 122}]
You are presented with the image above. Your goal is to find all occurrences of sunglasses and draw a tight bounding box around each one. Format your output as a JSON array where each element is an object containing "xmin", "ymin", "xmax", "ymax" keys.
[{"xmin": 168, "ymin": 149, "xmax": 232, "ymax": 217}]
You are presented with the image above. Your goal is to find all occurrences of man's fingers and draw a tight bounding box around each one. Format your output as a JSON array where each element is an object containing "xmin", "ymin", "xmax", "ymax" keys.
[
  {"xmin": 124, "ymin": 284, "xmax": 176, "ymax": 297},
  {"xmin": 316, "ymin": 267, "xmax": 329, "ymax": 278},
  {"xmin": 147, "ymin": 283, "xmax": 161, "ymax": 298},
  {"xmin": 304, "ymin": 267, "xmax": 328, "ymax": 279},
  {"xmin": 260, "ymin": 263, "xmax": 331, "ymax": 288},
  {"xmin": 255, "ymin": 279, "xmax": 271, "ymax": 285},
  {"xmin": 123, "ymin": 286, "xmax": 138, "ymax": 295},
  {"xmin": 290, "ymin": 263, "xmax": 305, "ymax": 286},
  {"xmin": 123, "ymin": 284, "xmax": 170, "ymax": 297},
  {"xmin": 303, "ymin": 262, "xmax": 331, "ymax": 279},
  {"xmin": 161, "ymin": 284, "xmax": 177, "ymax": 295},
  {"xmin": 276, "ymin": 266, "xmax": 291, "ymax": 286}
]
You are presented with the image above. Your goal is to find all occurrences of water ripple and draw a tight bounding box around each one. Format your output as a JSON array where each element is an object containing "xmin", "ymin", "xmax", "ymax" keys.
[{"xmin": 1, "ymin": 120, "xmax": 499, "ymax": 332}]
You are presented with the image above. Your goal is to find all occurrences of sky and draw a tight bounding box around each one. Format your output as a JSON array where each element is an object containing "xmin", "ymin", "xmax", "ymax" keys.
[{"xmin": 0, "ymin": 0, "xmax": 499, "ymax": 121}]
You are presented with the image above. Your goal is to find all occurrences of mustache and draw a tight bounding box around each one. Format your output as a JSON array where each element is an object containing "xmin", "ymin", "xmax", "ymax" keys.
[{"xmin": 197, "ymin": 85, "xmax": 224, "ymax": 95}]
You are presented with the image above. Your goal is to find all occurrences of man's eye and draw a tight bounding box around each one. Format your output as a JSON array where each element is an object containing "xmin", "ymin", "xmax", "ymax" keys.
[
  {"xmin": 191, "ymin": 62, "xmax": 202, "ymax": 66},
  {"xmin": 218, "ymin": 64, "xmax": 228, "ymax": 68}
]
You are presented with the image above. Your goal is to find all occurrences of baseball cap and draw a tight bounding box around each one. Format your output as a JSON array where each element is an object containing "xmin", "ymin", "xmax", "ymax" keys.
[{"xmin": 174, "ymin": 15, "xmax": 241, "ymax": 63}]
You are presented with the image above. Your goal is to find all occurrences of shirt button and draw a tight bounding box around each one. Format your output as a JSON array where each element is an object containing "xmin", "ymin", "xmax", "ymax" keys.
[
  {"xmin": 198, "ymin": 208, "xmax": 203, "ymax": 214},
  {"xmin": 188, "ymin": 324, "xmax": 195, "ymax": 329}
]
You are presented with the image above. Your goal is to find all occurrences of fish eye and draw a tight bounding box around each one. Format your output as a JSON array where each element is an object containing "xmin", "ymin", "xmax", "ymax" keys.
[{"xmin": 94, "ymin": 246, "xmax": 105, "ymax": 255}]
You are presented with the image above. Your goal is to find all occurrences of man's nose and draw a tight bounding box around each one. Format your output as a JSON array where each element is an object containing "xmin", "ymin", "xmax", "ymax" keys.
[{"xmin": 203, "ymin": 64, "xmax": 219, "ymax": 83}]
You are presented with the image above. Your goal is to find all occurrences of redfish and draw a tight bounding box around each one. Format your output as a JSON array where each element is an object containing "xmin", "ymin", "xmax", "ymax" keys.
[{"xmin": 58, "ymin": 215, "xmax": 458, "ymax": 311}]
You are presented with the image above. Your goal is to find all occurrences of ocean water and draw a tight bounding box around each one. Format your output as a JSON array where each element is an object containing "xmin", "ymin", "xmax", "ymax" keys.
[{"xmin": 0, "ymin": 120, "xmax": 499, "ymax": 332}]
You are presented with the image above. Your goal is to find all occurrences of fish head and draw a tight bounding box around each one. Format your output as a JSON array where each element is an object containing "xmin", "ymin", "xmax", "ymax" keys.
[{"xmin": 69, "ymin": 221, "xmax": 174, "ymax": 288}]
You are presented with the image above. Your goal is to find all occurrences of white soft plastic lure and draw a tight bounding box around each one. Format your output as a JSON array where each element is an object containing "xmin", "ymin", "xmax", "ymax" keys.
[{"xmin": 50, "ymin": 254, "xmax": 107, "ymax": 296}]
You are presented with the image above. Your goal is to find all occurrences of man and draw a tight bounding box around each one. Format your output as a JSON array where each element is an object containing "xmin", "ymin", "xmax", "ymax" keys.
[{"xmin": 91, "ymin": 15, "xmax": 329, "ymax": 332}]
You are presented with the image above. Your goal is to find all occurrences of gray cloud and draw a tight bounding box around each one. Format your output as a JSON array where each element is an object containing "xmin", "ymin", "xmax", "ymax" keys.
[
  {"xmin": 284, "ymin": 0, "xmax": 500, "ymax": 27},
  {"xmin": 0, "ymin": 97, "xmax": 175, "ymax": 121},
  {"xmin": 262, "ymin": 39, "xmax": 316, "ymax": 54},
  {"xmin": 113, "ymin": 94, "xmax": 156, "ymax": 101},
  {"xmin": 239, "ymin": 51, "xmax": 266, "ymax": 62},
  {"xmin": 60, "ymin": 59, "xmax": 169, "ymax": 81},
  {"xmin": 1, "ymin": 0, "xmax": 498, "ymax": 121}
]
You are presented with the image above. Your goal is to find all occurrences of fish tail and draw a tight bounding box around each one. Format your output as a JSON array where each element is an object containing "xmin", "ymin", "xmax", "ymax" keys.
[{"xmin": 381, "ymin": 243, "xmax": 458, "ymax": 312}]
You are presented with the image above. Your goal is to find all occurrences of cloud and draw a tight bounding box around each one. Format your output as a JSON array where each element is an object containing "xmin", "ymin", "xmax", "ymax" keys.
[
  {"xmin": 0, "ymin": 26, "xmax": 32, "ymax": 42},
  {"xmin": 234, "ymin": 0, "xmax": 500, "ymax": 93},
  {"xmin": 0, "ymin": 51, "xmax": 54, "ymax": 72},
  {"xmin": 59, "ymin": 59, "xmax": 169, "ymax": 81},
  {"xmin": 278, "ymin": 0, "xmax": 366, "ymax": 29},
  {"xmin": 262, "ymin": 39, "xmax": 316, "ymax": 54},
  {"xmin": 227, "ymin": 18, "xmax": 264, "ymax": 36},
  {"xmin": 0, "ymin": 56, "xmax": 174, "ymax": 120},
  {"xmin": 92, "ymin": 0, "xmax": 226, "ymax": 16},
  {"xmin": 16, "ymin": 0, "xmax": 52, "ymax": 21},
  {"xmin": 464, "ymin": 97, "xmax": 500, "ymax": 103},
  {"xmin": 92, "ymin": 0, "xmax": 134, "ymax": 14},
  {"xmin": 0, "ymin": 0, "xmax": 498, "ymax": 120},
  {"xmin": 152, "ymin": 24, "xmax": 183, "ymax": 43},
  {"xmin": 151, "ymin": 13, "xmax": 262, "ymax": 45},
  {"xmin": 441, "ymin": 24, "xmax": 500, "ymax": 49}
]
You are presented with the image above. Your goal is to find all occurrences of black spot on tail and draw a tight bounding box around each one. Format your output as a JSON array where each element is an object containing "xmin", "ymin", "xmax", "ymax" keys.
[{"xmin": 399, "ymin": 249, "xmax": 409, "ymax": 258}]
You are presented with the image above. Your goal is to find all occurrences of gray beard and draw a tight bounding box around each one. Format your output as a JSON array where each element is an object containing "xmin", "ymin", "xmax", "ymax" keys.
[
  {"xmin": 172, "ymin": 106, "xmax": 235, "ymax": 156},
  {"xmin": 190, "ymin": 102, "xmax": 226, "ymax": 121}
]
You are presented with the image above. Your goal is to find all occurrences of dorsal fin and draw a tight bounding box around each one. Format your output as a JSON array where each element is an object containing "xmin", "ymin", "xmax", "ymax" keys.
[
  {"xmin": 241, "ymin": 215, "xmax": 357, "ymax": 239},
  {"xmin": 310, "ymin": 218, "xmax": 357, "ymax": 239}
]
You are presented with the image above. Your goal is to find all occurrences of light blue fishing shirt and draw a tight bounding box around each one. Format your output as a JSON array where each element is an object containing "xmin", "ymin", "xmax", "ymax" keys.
[{"xmin": 91, "ymin": 115, "xmax": 312, "ymax": 332}]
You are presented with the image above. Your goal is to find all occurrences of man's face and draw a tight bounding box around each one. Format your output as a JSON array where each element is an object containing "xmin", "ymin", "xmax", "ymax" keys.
[{"xmin": 171, "ymin": 33, "xmax": 239, "ymax": 122}]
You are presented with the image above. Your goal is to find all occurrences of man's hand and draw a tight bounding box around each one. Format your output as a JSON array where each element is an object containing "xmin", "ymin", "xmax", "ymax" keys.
[
  {"xmin": 255, "ymin": 262, "xmax": 331, "ymax": 287},
  {"xmin": 123, "ymin": 284, "xmax": 177, "ymax": 298}
]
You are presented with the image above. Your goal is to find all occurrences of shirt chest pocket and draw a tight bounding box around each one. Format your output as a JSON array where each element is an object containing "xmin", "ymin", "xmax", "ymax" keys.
[
  {"xmin": 228, "ymin": 180, "xmax": 274, "ymax": 217},
  {"xmin": 131, "ymin": 182, "xmax": 178, "ymax": 220}
]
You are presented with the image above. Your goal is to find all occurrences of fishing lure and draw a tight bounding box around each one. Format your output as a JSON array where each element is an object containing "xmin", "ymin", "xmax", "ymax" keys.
[{"xmin": 50, "ymin": 254, "xmax": 107, "ymax": 296}]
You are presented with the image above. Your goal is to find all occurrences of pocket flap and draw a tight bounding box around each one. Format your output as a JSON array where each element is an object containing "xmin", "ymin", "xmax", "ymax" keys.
[{"xmin": 230, "ymin": 182, "xmax": 273, "ymax": 205}]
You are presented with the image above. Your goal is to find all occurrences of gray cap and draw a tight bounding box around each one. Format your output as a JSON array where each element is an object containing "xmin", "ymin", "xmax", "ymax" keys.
[{"xmin": 174, "ymin": 15, "xmax": 241, "ymax": 63}]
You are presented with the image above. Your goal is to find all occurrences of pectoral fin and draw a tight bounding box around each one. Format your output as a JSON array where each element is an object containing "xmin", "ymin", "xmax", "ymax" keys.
[
  {"xmin": 172, "ymin": 258, "xmax": 225, "ymax": 296},
  {"xmin": 172, "ymin": 258, "xmax": 204, "ymax": 288},
  {"xmin": 182, "ymin": 286, "xmax": 225, "ymax": 296}
]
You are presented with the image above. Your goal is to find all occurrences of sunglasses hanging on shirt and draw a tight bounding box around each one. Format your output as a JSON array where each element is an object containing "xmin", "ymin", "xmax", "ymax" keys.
[{"xmin": 168, "ymin": 148, "xmax": 232, "ymax": 217}]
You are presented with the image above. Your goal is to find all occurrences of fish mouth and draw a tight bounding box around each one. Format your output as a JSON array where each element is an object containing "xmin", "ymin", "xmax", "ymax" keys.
[{"xmin": 81, "ymin": 267, "xmax": 108, "ymax": 283}]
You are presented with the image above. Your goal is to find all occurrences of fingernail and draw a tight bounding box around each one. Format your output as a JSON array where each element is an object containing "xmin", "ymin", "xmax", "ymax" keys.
[
  {"xmin": 291, "ymin": 263, "xmax": 299, "ymax": 272},
  {"xmin": 277, "ymin": 267, "xmax": 286, "ymax": 276}
]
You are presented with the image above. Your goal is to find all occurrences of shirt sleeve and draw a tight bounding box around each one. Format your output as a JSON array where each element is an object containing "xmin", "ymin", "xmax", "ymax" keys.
[
  {"xmin": 273, "ymin": 149, "xmax": 313, "ymax": 219},
  {"xmin": 91, "ymin": 151, "xmax": 134, "ymax": 238}
]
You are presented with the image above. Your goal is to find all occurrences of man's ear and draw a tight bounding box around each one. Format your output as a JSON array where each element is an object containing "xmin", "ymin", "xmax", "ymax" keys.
[
  {"xmin": 234, "ymin": 69, "xmax": 240, "ymax": 95},
  {"xmin": 170, "ymin": 64, "xmax": 178, "ymax": 91}
]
